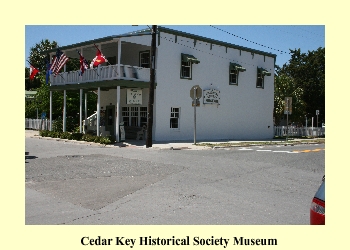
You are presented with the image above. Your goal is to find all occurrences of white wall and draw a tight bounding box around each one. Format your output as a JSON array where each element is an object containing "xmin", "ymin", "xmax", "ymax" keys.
[
  {"xmin": 154, "ymin": 32, "xmax": 275, "ymax": 141},
  {"xmin": 100, "ymin": 88, "xmax": 149, "ymax": 115}
]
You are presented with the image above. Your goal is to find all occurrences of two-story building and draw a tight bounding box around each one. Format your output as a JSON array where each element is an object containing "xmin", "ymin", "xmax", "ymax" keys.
[{"xmin": 44, "ymin": 26, "xmax": 276, "ymax": 142}]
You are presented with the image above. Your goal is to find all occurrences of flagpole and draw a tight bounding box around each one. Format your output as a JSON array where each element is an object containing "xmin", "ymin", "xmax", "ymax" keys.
[
  {"xmin": 93, "ymin": 44, "xmax": 116, "ymax": 75},
  {"xmin": 77, "ymin": 49, "xmax": 99, "ymax": 77}
]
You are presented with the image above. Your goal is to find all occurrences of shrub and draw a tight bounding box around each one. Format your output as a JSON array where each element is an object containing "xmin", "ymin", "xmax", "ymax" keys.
[
  {"xmin": 39, "ymin": 130, "xmax": 49, "ymax": 137},
  {"xmin": 99, "ymin": 137, "xmax": 112, "ymax": 144},
  {"xmin": 59, "ymin": 132, "xmax": 70, "ymax": 139},
  {"xmin": 70, "ymin": 133, "xmax": 83, "ymax": 141},
  {"xmin": 82, "ymin": 134, "xmax": 95, "ymax": 142},
  {"xmin": 38, "ymin": 130, "xmax": 114, "ymax": 145}
]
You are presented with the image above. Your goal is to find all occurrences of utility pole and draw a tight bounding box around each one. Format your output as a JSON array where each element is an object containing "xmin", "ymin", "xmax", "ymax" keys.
[{"xmin": 146, "ymin": 25, "xmax": 157, "ymax": 148}]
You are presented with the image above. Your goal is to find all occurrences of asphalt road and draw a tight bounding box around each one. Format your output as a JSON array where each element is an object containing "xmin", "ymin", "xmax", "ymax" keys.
[{"xmin": 25, "ymin": 137, "xmax": 325, "ymax": 225}]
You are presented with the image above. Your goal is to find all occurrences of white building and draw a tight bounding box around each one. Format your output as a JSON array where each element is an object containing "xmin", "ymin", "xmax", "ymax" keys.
[{"xmin": 45, "ymin": 26, "xmax": 276, "ymax": 141}]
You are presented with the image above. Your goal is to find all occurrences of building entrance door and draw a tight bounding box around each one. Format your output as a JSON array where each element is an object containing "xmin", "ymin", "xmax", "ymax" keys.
[{"xmin": 105, "ymin": 105, "xmax": 115, "ymax": 136}]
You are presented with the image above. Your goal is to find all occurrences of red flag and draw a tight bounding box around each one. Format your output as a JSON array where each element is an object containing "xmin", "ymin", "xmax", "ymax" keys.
[
  {"xmin": 90, "ymin": 46, "xmax": 108, "ymax": 68},
  {"xmin": 78, "ymin": 53, "xmax": 89, "ymax": 75},
  {"xmin": 29, "ymin": 65, "xmax": 39, "ymax": 80}
]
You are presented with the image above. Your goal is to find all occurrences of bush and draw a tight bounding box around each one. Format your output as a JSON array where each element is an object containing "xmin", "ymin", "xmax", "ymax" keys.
[
  {"xmin": 59, "ymin": 132, "xmax": 70, "ymax": 139},
  {"xmin": 39, "ymin": 130, "xmax": 49, "ymax": 137},
  {"xmin": 38, "ymin": 131, "xmax": 114, "ymax": 145},
  {"xmin": 70, "ymin": 133, "xmax": 83, "ymax": 141},
  {"xmin": 82, "ymin": 134, "xmax": 95, "ymax": 142}
]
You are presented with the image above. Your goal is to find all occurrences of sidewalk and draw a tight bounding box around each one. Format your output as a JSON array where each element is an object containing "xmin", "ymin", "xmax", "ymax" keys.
[
  {"xmin": 25, "ymin": 129, "xmax": 208, "ymax": 150},
  {"xmin": 25, "ymin": 129, "xmax": 324, "ymax": 150}
]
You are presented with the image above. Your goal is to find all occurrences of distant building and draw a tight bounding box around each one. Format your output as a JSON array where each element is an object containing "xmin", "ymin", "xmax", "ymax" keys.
[{"xmin": 25, "ymin": 90, "xmax": 37, "ymax": 103}]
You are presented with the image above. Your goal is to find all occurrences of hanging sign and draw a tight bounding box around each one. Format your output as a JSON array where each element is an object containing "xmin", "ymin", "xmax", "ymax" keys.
[
  {"xmin": 127, "ymin": 89, "xmax": 142, "ymax": 105},
  {"xmin": 203, "ymin": 89, "xmax": 220, "ymax": 104}
]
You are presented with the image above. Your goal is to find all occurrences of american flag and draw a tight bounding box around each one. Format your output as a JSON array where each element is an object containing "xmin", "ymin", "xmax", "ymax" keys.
[{"xmin": 50, "ymin": 49, "xmax": 69, "ymax": 75}]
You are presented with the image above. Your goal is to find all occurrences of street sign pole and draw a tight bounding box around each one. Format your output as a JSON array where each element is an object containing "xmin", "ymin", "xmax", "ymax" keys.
[
  {"xmin": 194, "ymin": 87, "xmax": 197, "ymax": 145},
  {"xmin": 286, "ymin": 98, "xmax": 289, "ymax": 142},
  {"xmin": 284, "ymin": 97, "xmax": 292, "ymax": 142},
  {"xmin": 190, "ymin": 85, "xmax": 202, "ymax": 145}
]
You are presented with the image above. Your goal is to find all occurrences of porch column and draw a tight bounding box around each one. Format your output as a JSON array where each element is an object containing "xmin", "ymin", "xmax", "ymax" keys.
[
  {"xmin": 116, "ymin": 86, "xmax": 120, "ymax": 142},
  {"xmin": 49, "ymin": 91, "xmax": 52, "ymax": 131},
  {"xmin": 63, "ymin": 90, "xmax": 66, "ymax": 132},
  {"xmin": 97, "ymin": 87, "xmax": 100, "ymax": 136},
  {"xmin": 117, "ymin": 39, "xmax": 121, "ymax": 80},
  {"xmin": 84, "ymin": 92, "xmax": 87, "ymax": 134},
  {"xmin": 85, "ymin": 93, "xmax": 87, "ymax": 121},
  {"xmin": 79, "ymin": 89, "xmax": 83, "ymax": 133}
]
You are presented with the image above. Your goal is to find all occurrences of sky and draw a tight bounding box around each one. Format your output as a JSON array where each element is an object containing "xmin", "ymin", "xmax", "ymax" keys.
[{"xmin": 25, "ymin": 25, "xmax": 325, "ymax": 68}]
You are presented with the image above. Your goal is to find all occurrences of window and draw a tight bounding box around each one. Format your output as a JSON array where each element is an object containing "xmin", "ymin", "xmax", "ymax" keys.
[
  {"xmin": 170, "ymin": 107, "xmax": 180, "ymax": 129},
  {"xmin": 229, "ymin": 63, "xmax": 246, "ymax": 85},
  {"xmin": 229, "ymin": 70, "xmax": 238, "ymax": 85},
  {"xmin": 122, "ymin": 106, "xmax": 148, "ymax": 127},
  {"xmin": 256, "ymin": 67, "xmax": 271, "ymax": 89},
  {"xmin": 181, "ymin": 60, "xmax": 192, "ymax": 78},
  {"xmin": 181, "ymin": 54, "xmax": 200, "ymax": 79},
  {"xmin": 139, "ymin": 51, "xmax": 150, "ymax": 68}
]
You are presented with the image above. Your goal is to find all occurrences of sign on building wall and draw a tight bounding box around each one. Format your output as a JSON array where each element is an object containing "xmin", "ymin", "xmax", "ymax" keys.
[
  {"xmin": 203, "ymin": 89, "xmax": 220, "ymax": 105},
  {"xmin": 127, "ymin": 89, "xmax": 142, "ymax": 105}
]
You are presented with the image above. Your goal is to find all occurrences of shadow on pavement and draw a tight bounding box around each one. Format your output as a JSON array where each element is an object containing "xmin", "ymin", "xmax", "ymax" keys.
[{"xmin": 25, "ymin": 152, "xmax": 37, "ymax": 163}]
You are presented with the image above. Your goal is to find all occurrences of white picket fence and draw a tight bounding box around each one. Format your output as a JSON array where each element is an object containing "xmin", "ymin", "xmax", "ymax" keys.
[
  {"xmin": 25, "ymin": 119, "xmax": 51, "ymax": 131},
  {"xmin": 274, "ymin": 126, "xmax": 325, "ymax": 137},
  {"xmin": 25, "ymin": 119, "xmax": 325, "ymax": 137}
]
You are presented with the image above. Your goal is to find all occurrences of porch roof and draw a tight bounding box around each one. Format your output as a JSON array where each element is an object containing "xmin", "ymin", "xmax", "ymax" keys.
[
  {"xmin": 49, "ymin": 79, "xmax": 156, "ymax": 91},
  {"xmin": 42, "ymin": 28, "xmax": 152, "ymax": 55},
  {"xmin": 42, "ymin": 26, "xmax": 277, "ymax": 60}
]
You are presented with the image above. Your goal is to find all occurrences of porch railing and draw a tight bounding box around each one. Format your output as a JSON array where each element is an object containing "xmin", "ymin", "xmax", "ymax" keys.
[
  {"xmin": 82, "ymin": 112, "xmax": 98, "ymax": 133},
  {"xmin": 50, "ymin": 64, "xmax": 150, "ymax": 86}
]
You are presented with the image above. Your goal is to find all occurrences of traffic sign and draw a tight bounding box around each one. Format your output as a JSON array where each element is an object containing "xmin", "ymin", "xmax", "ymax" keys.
[
  {"xmin": 190, "ymin": 85, "xmax": 202, "ymax": 100},
  {"xmin": 284, "ymin": 97, "xmax": 292, "ymax": 114}
]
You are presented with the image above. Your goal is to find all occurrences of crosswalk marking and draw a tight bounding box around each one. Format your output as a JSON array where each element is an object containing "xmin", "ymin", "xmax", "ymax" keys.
[{"xmin": 238, "ymin": 147, "xmax": 325, "ymax": 154}]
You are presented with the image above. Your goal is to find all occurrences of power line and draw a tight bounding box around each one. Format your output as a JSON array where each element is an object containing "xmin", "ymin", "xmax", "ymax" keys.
[{"xmin": 209, "ymin": 25, "xmax": 290, "ymax": 55}]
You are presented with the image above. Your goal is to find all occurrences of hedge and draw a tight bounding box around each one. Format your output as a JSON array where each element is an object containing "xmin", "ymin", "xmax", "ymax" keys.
[{"xmin": 39, "ymin": 130, "xmax": 115, "ymax": 145}]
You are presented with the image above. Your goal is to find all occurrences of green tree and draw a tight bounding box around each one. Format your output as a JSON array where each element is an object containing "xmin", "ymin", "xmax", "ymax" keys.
[
  {"xmin": 25, "ymin": 39, "xmax": 58, "ymax": 90},
  {"xmin": 274, "ymin": 66, "xmax": 305, "ymax": 125},
  {"xmin": 25, "ymin": 40, "xmax": 98, "ymax": 131},
  {"xmin": 279, "ymin": 48, "xmax": 325, "ymax": 126}
]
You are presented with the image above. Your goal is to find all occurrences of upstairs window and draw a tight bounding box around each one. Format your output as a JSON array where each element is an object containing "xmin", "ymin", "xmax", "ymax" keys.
[
  {"xmin": 139, "ymin": 51, "xmax": 150, "ymax": 68},
  {"xmin": 229, "ymin": 63, "xmax": 246, "ymax": 85},
  {"xmin": 181, "ymin": 53, "xmax": 200, "ymax": 79},
  {"xmin": 256, "ymin": 67, "xmax": 271, "ymax": 89}
]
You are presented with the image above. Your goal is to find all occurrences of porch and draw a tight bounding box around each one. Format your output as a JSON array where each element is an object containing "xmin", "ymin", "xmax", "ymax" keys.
[
  {"xmin": 44, "ymin": 34, "xmax": 155, "ymax": 142},
  {"xmin": 50, "ymin": 64, "xmax": 150, "ymax": 86}
]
